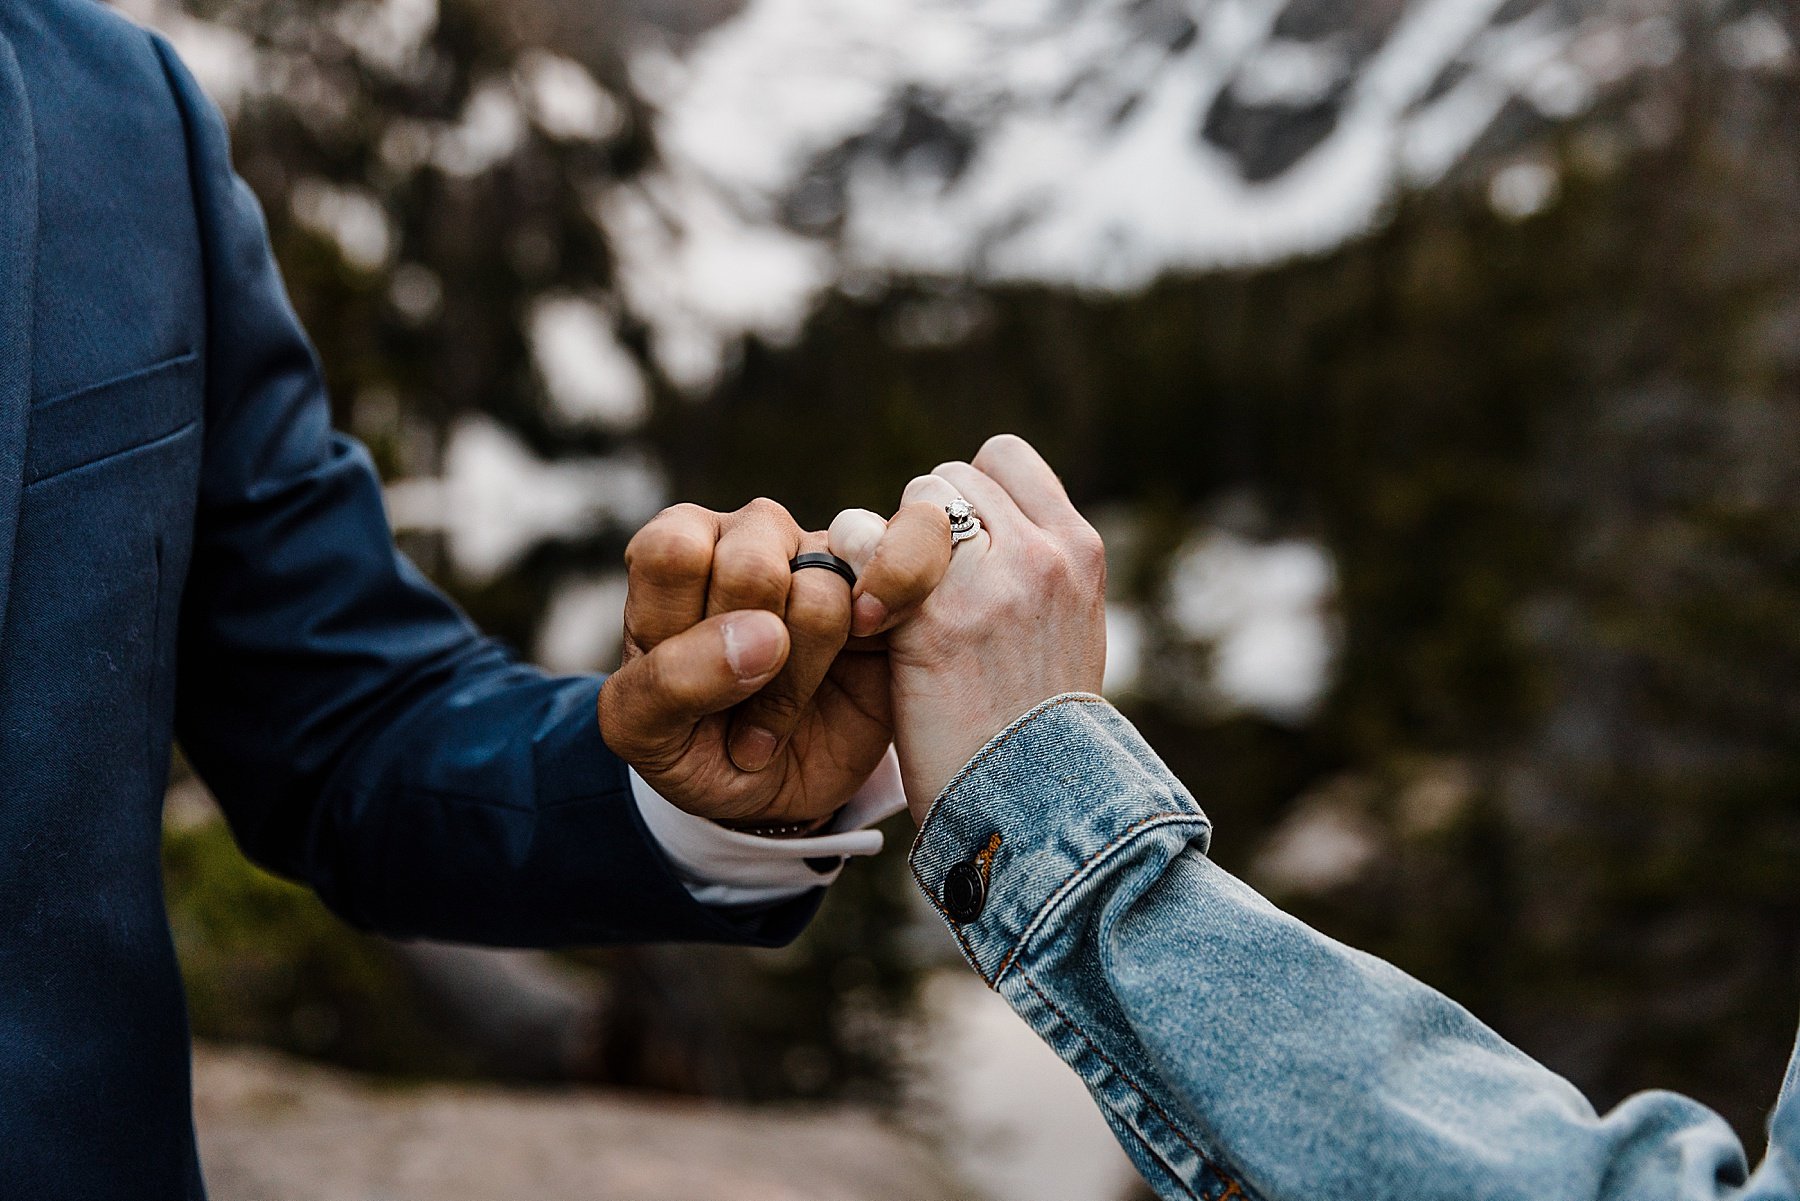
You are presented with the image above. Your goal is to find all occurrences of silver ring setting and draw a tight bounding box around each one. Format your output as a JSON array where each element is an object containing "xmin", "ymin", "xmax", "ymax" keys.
[{"xmin": 947, "ymin": 497, "xmax": 982, "ymax": 547}]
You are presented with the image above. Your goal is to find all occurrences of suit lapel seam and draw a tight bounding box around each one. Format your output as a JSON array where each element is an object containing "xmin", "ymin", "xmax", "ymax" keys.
[{"xmin": 0, "ymin": 23, "xmax": 38, "ymax": 646}]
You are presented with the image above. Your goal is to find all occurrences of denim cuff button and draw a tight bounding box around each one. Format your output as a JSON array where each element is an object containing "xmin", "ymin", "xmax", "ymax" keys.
[{"xmin": 942, "ymin": 860, "xmax": 987, "ymax": 922}]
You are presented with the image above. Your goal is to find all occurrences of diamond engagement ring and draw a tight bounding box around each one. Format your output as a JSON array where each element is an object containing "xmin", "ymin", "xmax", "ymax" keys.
[{"xmin": 947, "ymin": 497, "xmax": 982, "ymax": 546}]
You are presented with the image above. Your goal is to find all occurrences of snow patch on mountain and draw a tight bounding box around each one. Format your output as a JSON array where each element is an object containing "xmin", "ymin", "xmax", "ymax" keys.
[
  {"xmin": 125, "ymin": 0, "xmax": 1685, "ymax": 390},
  {"xmin": 619, "ymin": 0, "xmax": 1686, "ymax": 384}
]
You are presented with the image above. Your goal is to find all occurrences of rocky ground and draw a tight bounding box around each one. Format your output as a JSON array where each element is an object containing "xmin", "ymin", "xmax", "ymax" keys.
[{"xmin": 193, "ymin": 1044, "xmax": 968, "ymax": 1201}]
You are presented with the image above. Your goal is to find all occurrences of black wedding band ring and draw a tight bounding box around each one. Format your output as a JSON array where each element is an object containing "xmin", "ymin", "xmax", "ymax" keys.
[{"xmin": 789, "ymin": 552, "xmax": 857, "ymax": 589}]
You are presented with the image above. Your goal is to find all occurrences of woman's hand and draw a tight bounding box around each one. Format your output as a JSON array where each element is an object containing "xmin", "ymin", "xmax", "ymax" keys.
[{"xmin": 830, "ymin": 435, "xmax": 1108, "ymax": 822}]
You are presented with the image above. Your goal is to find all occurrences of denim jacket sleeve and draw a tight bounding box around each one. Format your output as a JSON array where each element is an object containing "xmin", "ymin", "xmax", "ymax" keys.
[{"xmin": 909, "ymin": 693, "xmax": 1800, "ymax": 1201}]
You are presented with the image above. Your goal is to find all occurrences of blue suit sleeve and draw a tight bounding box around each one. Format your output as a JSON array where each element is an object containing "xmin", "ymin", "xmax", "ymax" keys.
[
  {"xmin": 910, "ymin": 695, "xmax": 1800, "ymax": 1201},
  {"xmin": 150, "ymin": 36, "xmax": 815, "ymax": 948}
]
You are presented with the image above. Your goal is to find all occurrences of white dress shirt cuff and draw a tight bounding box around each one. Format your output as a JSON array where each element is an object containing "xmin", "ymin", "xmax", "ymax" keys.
[{"xmin": 630, "ymin": 745, "xmax": 908, "ymax": 907}]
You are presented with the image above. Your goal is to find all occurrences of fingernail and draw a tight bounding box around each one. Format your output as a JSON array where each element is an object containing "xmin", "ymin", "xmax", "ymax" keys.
[
  {"xmin": 731, "ymin": 726, "xmax": 779, "ymax": 772},
  {"xmin": 721, "ymin": 612, "xmax": 785, "ymax": 681},
  {"xmin": 853, "ymin": 593, "xmax": 888, "ymax": 636}
]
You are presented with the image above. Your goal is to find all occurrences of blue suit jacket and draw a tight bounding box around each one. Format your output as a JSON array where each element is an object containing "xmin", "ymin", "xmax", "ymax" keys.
[{"xmin": 0, "ymin": 4, "xmax": 812, "ymax": 1196}]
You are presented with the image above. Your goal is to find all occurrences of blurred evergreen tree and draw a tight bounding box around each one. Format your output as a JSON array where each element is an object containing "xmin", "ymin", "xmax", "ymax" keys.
[{"xmin": 677, "ymin": 29, "xmax": 1800, "ymax": 1139}]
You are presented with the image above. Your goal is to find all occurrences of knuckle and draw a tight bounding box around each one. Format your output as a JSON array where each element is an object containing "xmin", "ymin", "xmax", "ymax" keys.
[
  {"xmin": 1023, "ymin": 543, "xmax": 1067, "ymax": 587},
  {"xmin": 712, "ymin": 554, "xmax": 790, "ymax": 608},
  {"xmin": 627, "ymin": 524, "xmax": 713, "ymax": 583},
  {"xmin": 741, "ymin": 496, "xmax": 795, "ymax": 527},
  {"xmin": 1042, "ymin": 546, "xmax": 1103, "ymax": 601},
  {"xmin": 973, "ymin": 432, "xmax": 1022, "ymax": 465},
  {"xmin": 1070, "ymin": 526, "xmax": 1107, "ymax": 569},
  {"xmin": 1053, "ymin": 542, "xmax": 1086, "ymax": 579},
  {"xmin": 931, "ymin": 460, "xmax": 966, "ymax": 479}
]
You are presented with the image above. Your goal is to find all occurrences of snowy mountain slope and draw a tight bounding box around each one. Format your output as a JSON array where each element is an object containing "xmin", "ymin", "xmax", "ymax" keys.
[
  {"xmin": 124, "ymin": 0, "xmax": 1788, "ymax": 391},
  {"xmin": 609, "ymin": 0, "xmax": 1739, "ymax": 383}
]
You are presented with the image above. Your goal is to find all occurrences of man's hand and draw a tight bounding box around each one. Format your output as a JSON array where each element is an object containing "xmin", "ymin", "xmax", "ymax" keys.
[{"xmin": 597, "ymin": 498, "xmax": 952, "ymax": 828}]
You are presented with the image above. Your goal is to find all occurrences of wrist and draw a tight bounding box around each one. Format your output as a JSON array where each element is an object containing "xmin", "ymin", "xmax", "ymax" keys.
[
  {"xmin": 896, "ymin": 692, "xmax": 1053, "ymax": 823},
  {"xmin": 890, "ymin": 653, "xmax": 1106, "ymax": 820}
]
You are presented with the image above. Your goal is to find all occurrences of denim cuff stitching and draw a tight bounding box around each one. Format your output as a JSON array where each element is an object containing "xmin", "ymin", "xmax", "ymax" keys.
[{"xmin": 995, "ymin": 810, "xmax": 1208, "ymax": 982}]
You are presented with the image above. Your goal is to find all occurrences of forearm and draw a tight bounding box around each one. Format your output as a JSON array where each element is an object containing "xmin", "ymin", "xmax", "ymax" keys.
[
  {"xmin": 182, "ymin": 582, "xmax": 818, "ymax": 947},
  {"xmin": 294, "ymin": 660, "xmax": 798, "ymax": 947},
  {"xmin": 1106, "ymin": 853, "xmax": 1781, "ymax": 1200},
  {"xmin": 911, "ymin": 695, "xmax": 1797, "ymax": 1201}
]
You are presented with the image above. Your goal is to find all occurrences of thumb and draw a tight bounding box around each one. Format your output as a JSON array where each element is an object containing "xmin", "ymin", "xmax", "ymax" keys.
[{"xmin": 598, "ymin": 609, "xmax": 791, "ymax": 763}]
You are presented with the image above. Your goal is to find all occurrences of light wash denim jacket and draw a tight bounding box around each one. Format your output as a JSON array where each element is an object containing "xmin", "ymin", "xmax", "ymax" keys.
[{"xmin": 910, "ymin": 693, "xmax": 1800, "ymax": 1201}]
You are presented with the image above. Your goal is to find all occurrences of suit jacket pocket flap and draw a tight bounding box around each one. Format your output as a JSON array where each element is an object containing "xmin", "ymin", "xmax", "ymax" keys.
[{"xmin": 26, "ymin": 352, "xmax": 199, "ymax": 485}]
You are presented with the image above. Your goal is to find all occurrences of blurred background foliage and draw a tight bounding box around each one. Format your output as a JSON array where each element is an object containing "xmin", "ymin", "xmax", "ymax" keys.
[{"xmin": 143, "ymin": 0, "xmax": 1800, "ymax": 1170}]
